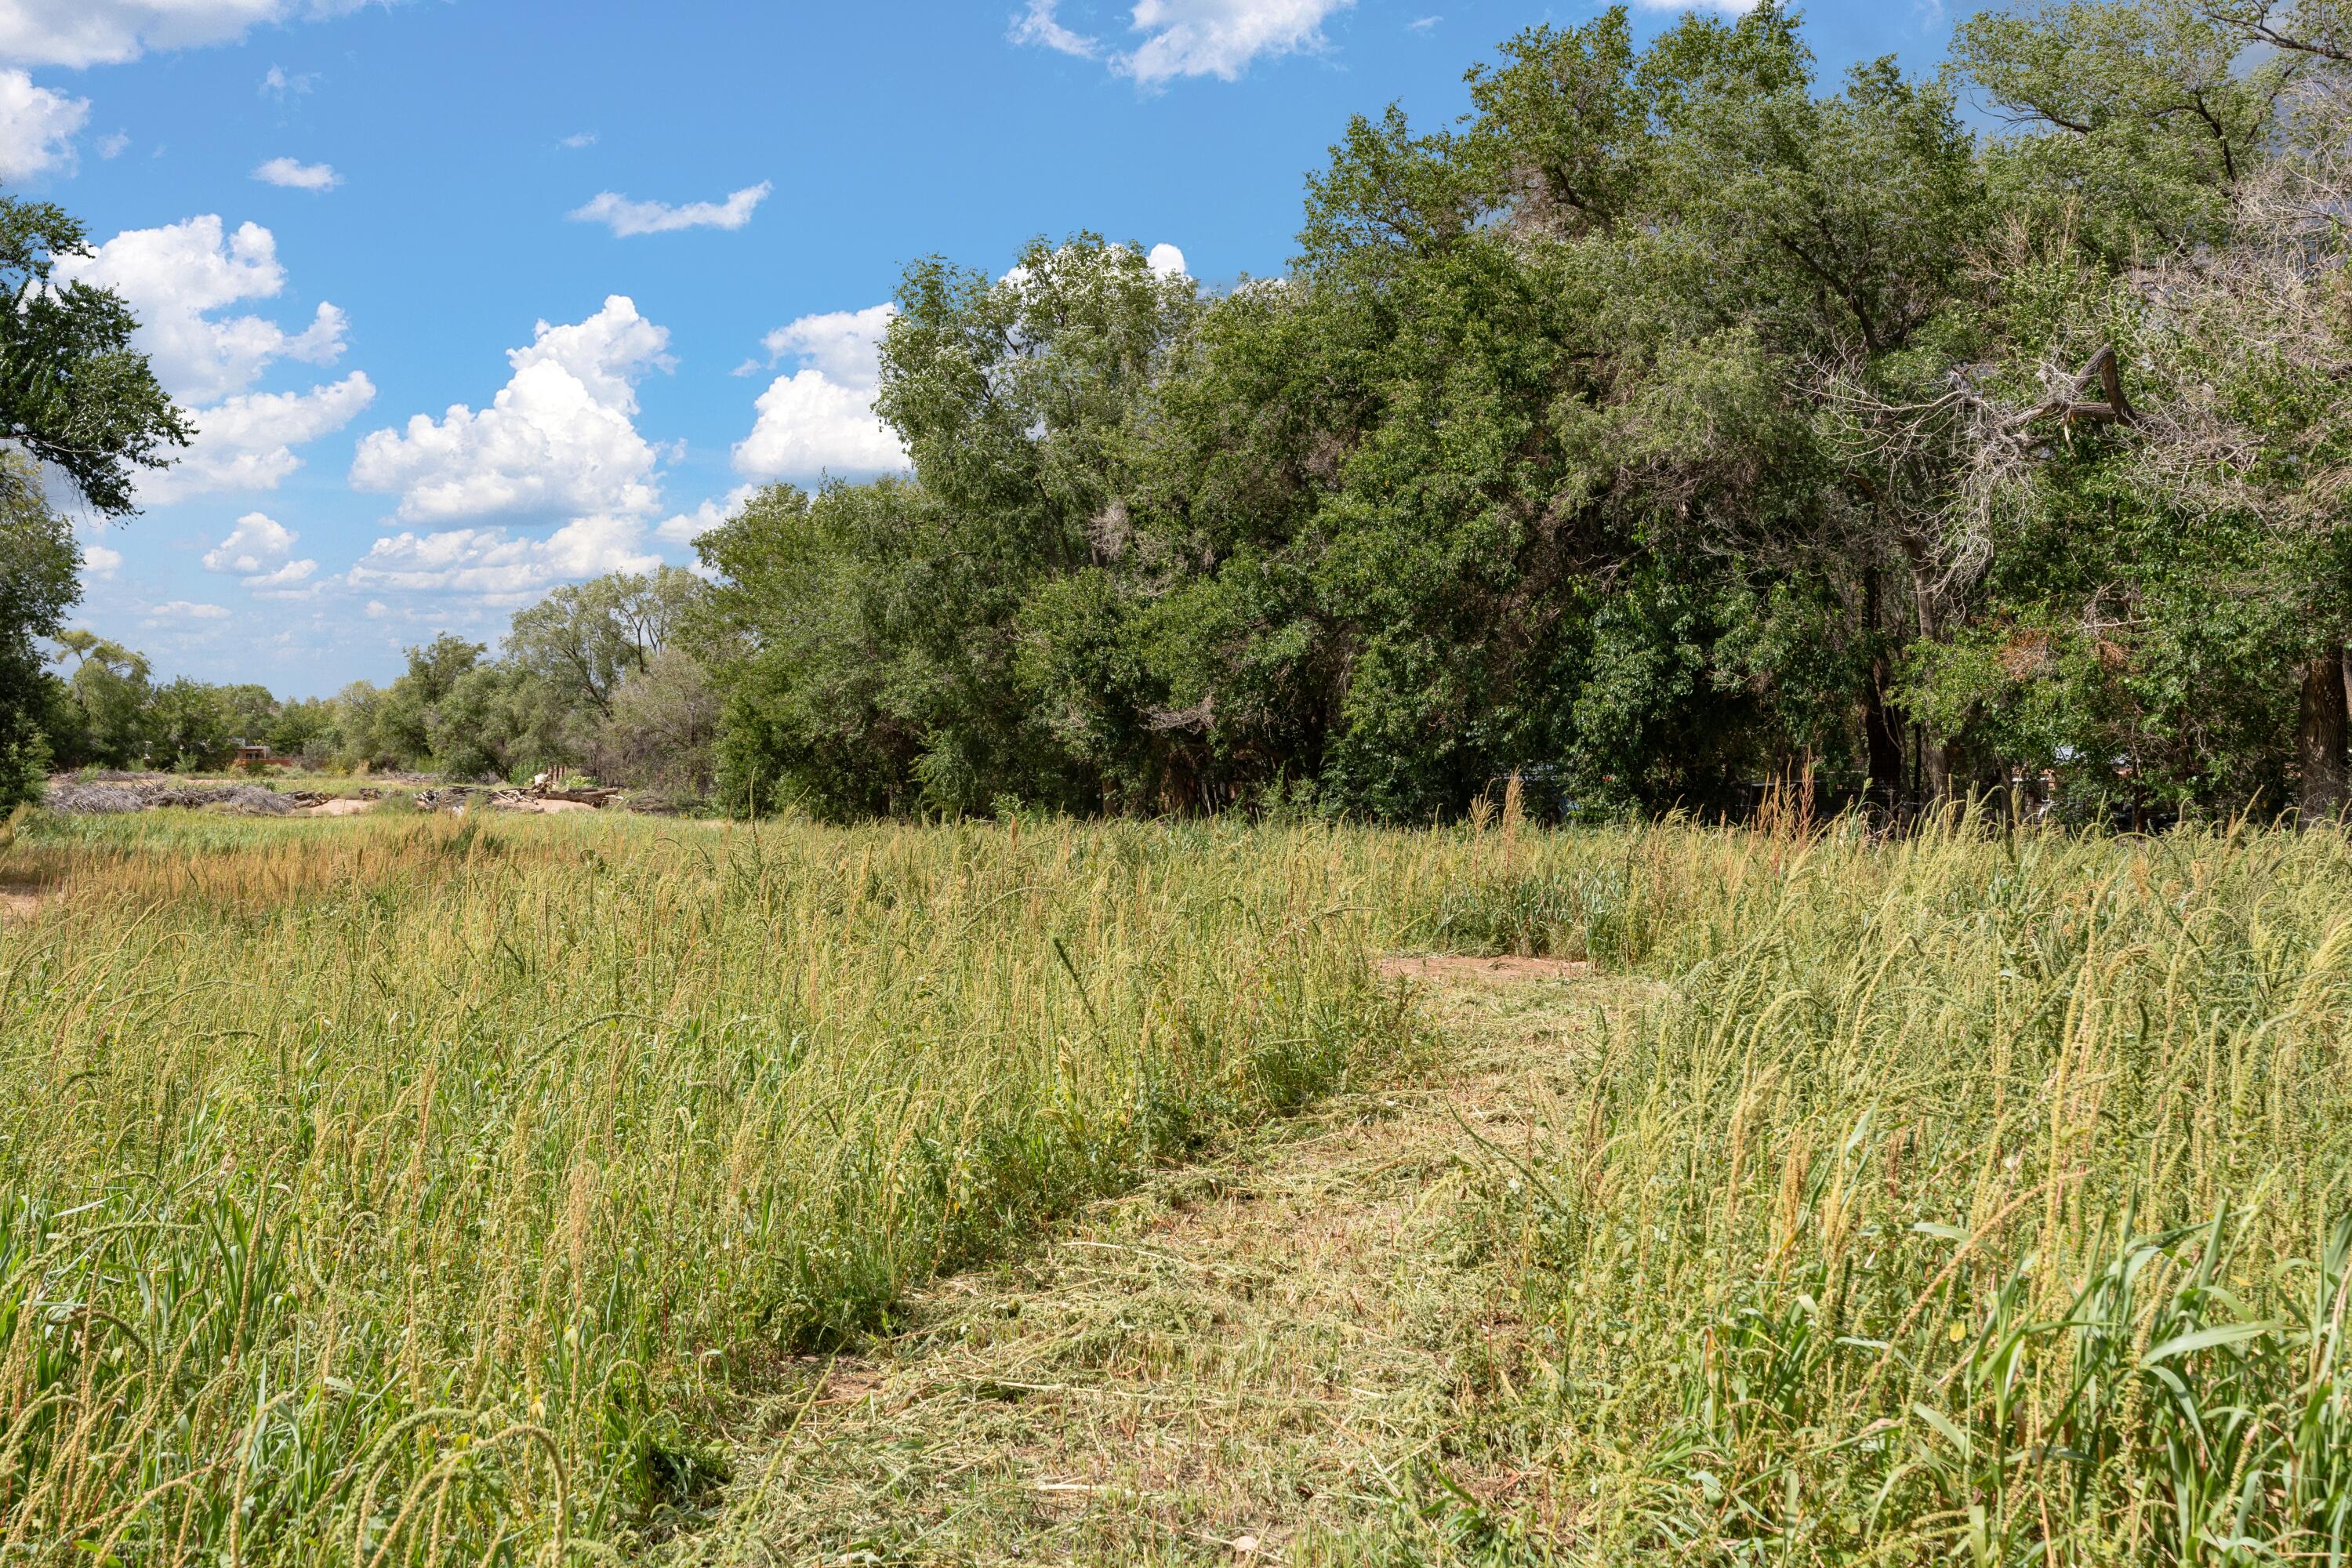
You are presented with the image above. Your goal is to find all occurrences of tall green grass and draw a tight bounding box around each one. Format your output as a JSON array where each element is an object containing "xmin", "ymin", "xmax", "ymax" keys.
[
  {"xmin": 1476, "ymin": 815, "xmax": 2352, "ymax": 1563},
  {"xmin": 10, "ymin": 805, "xmax": 2347, "ymax": 1563},
  {"xmin": 0, "ymin": 812, "xmax": 1410, "ymax": 1563}
]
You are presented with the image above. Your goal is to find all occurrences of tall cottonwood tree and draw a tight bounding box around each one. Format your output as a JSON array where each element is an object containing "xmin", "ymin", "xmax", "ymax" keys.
[
  {"xmin": 0, "ymin": 192, "xmax": 187, "ymax": 805},
  {"xmin": 1945, "ymin": 0, "xmax": 2352, "ymax": 814}
]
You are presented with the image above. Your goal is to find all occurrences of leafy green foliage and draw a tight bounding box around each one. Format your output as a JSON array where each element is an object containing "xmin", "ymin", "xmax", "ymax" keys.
[
  {"xmin": 0, "ymin": 457, "xmax": 78, "ymax": 806},
  {"xmin": 664, "ymin": 0, "xmax": 2352, "ymax": 822},
  {"xmin": 0, "ymin": 193, "xmax": 189, "ymax": 517}
]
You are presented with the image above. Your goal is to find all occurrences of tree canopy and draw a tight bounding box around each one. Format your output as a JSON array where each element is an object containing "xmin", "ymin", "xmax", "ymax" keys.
[
  {"xmin": 671, "ymin": 0, "xmax": 2352, "ymax": 824},
  {"xmin": 0, "ymin": 194, "xmax": 188, "ymax": 519}
]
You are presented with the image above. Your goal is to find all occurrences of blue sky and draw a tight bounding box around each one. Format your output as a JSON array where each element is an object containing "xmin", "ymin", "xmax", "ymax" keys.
[{"xmin": 5, "ymin": 0, "xmax": 1971, "ymax": 696}]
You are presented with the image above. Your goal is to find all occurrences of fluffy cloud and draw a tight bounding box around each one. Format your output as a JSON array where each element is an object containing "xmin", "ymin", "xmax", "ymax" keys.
[
  {"xmin": 143, "ymin": 371, "xmax": 375, "ymax": 502},
  {"xmin": 568, "ymin": 181, "xmax": 770, "ymax": 237},
  {"xmin": 1147, "ymin": 242, "xmax": 1186, "ymax": 278},
  {"xmin": 151, "ymin": 601, "xmax": 232, "ymax": 621},
  {"xmin": 655, "ymin": 484, "xmax": 756, "ymax": 544},
  {"xmin": 758, "ymin": 303, "xmax": 894, "ymax": 386},
  {"xmin": 0, "ymin": 67, "xmax": 87, "ymax": 180},
  {"xmin": 53, "ymin": 215, "xmax": 348, "ymax": 402},
  {"xmin": 53, "ymin": 214, "xmax": 369, "ymax": 502},
  {"xmin": 1013, "ymin": 0, "xmax": 1352, "ymax": 84},
  {"xmin": 253, "ymin": 155, "xmax": 338, "ymax": 190},
  {"xmin": 0, "ymin": 0, "xmax": 376, "ymax": 70},
  {"xmin": 241, "ymin": 557, "xmax": 319, "ymax": 595},
  {"xmin": 732, "ymin": 303, "xmax": 907, "ymax": 481},
  {"xmin": 1011, "ymin": 0, "xmax": 1100, "ymax": 58},
  {"xmin": 82, "ymin": 543, "xmax": 123, "ymax": 578},
  {"xmin": 201, "ymin": 510, "xmax": 298, "ymax": 572},
  {"xmin": 350, "ymin": 295, "xmax": 670, "ymax": 522},
  {"xmin": 202, "ymin": 512, "xmax": 319, "ymax": 595},
  {"xmin": 735, "ymin": 373, "xmax": 906, "ymax": 478},
  {"xmin": 345, "ymin": 514, "xmax": 661, "ymax": 597}
]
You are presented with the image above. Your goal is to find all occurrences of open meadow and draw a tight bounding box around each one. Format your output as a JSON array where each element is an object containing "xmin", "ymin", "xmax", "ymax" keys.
[{"xmin": 3, "ymin": 806, "xmax": 2350, "ymax": 1564}]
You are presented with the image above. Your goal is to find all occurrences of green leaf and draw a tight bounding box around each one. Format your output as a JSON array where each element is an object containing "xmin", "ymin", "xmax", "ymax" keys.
[
  {"xmin": 1911, "ymin": 1403, "xmax": 1973, "ymax": 1459},
  {"xmin": 2140, "ymin": 1319, "xmax": 2281, "ymax": 1367}
]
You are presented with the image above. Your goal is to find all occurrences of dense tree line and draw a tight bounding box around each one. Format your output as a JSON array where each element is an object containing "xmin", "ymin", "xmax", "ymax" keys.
[
  {"xmin": 687, "ymin": 0, "xmax": 2352, "ymax": 823},
  {"xmin": 9, "ymin": 0, "xmax": 2352, "ymax": 822},
  {"xmin": 26, "ymin": 567, "xmax": 713, "ymax": 795}
]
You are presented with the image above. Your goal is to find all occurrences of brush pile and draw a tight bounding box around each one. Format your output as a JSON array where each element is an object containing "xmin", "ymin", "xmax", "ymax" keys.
[{"xmin": 44, "ymin": 779, "xmax": 299, "ymax": 816}]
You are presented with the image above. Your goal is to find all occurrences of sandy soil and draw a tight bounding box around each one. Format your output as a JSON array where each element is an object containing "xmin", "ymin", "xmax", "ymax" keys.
[{"xmin": 1376, "ymin": 952, "xmax": 1591, "ymax": 982}]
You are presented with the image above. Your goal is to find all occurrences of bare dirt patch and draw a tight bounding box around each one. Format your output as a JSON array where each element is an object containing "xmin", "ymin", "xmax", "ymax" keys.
[
  {"xmin": 302, "ymin": 797, "xmax": 379, "ymax": 817},
  {"xmin": 1, "ymin": 887, "xmax": 45, "ymax": 923},
  {"xmin": 1377, "ymin": 952, "xmax": 1590, "ymax": 983}
]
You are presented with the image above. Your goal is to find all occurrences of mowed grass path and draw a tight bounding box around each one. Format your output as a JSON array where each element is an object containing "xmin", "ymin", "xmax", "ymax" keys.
[
  {"xmin": 692, "ymin": 958, "xmax": 1642, "ymax": 1566},
  {"xmin": 5, "ymin": 808, "xmax": 2352, "ymax": 1564}
]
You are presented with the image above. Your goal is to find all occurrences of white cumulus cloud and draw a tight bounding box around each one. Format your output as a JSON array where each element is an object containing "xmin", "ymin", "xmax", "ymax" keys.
[
  {"xmin": 1013, "ymin": 0, "xmax": 1352, "ymax": 85},
  {"xmin": 53, "ymin": 214, "xmax": 368, "ymax": 502},
  {"xmin": 655, "ymin": 484, "xmax": 756, "ymax": 545},
  {"xmin": 350, "ymin": 295, "xmax": 671, "ymax": 523},
  {"xmin": 0, "ymin": 67, "xmax": 88, "ymax": 180},
  {"xmin": 53, "ymin": 214, "xmax": 347, "ymax": 403},
  {"xmin": 568, "ymin": 181, "xmax": 771, "ymax": 237},
  {"xmin": 201, "ymin": 510, "xmax": 298, "ymax": 572},
  {"xmin": 733, "ymin": 303, "xmax": 907, "ymax": 481},
  {"xmin": 1147, "ymin": 242, "xmax": 1186, "ymax": 278},
  {"xmin": 345, "ymin": 514, "xmax": 662, "ymax": 597},
  {"xmin": 82, "ymin": 543, "xmax": 123, "ymax": 578},
  {"xmin": 151, "ymin": 600, "xmax": 231, "ymax": 621},
  {"xmin": 0, "ymin": 0, "xmax": 378, "ymax": 70},
  {"xmin": 144, "ymin": 371, "xmax": 375, "ymax": 502},
  {"xmin": 252, "ymin": 155, "xmax": 337, "ymax": 190},
  {"xmin": 202, "ymin": 511, "xmax": 318, "ymax": 594},
  {"xmin": 242, "ymin": 557, "xmax": 319, "ymax": 595}
]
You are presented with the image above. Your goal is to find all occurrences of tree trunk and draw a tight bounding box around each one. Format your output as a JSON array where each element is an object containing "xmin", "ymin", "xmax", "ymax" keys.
[
  {"xmin": 1862, "ymin": 572, "xmax": 1904, "ymax": 810},
  {"xmin": 1863, "ymin": 670, "xmax": 1904, "ymax": 803},
  {"xmin": 1900, "ymin": 544, "xmax": 1958, "ymax": 806},
  {"xmin": 2298, "ymin": 646, "xmax": 2350, "ymax": 820},
  {"xmin": 1920, "ymin": 729, "xmax": 1955, "ymax": 804}
]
